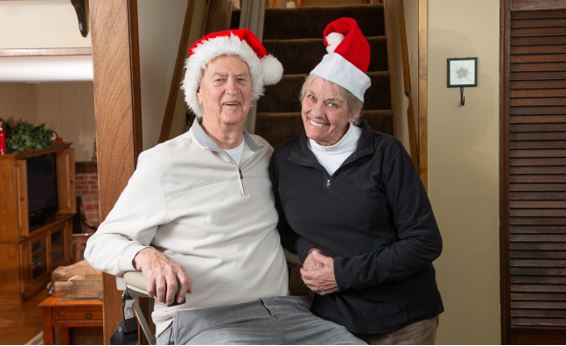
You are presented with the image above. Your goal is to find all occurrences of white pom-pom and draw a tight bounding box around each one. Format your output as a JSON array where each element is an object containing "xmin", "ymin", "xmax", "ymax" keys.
[
  {"xmin": 260, "ymin": 55, "xmax": 283, "ymax": 85},
  {"xmin": 326, "ymin": 32, "xmax": 344, "ymax": 53}
]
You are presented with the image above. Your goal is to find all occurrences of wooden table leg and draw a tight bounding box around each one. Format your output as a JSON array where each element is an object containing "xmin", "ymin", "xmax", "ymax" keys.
[
  {"xmin": 41, "ymin": 308, "xmax": 54, "ymax": 345},
  {"xmin": 60, "ymin": 327, "xmax": 70, "ymax": 345}
]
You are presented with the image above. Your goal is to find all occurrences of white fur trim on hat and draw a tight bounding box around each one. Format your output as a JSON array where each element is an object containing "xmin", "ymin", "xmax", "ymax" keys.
[
  {"xmin": 181, "ymin": 34, "xmax": 282, "ymax": 117},
  {"xmin": 261, "ymin": 55, "xmax": 284, "ymax": 85},
  {"xmin": 326, "ymin": 32, "xmax": 344, "ymax": 53},
  {"xmin": 310, "ymin": 52, "xmax": 371, "ymax": 102}
]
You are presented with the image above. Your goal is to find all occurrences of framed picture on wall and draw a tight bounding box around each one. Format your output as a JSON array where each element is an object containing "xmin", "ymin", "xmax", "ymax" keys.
[{"xmin": 447, "ymin": 57, "xmax": 478, "ymax": 87}]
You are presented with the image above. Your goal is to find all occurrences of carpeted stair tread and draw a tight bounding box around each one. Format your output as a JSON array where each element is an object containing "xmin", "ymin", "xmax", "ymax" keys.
[
  {"xmin": 264, "ymin": 36, "xmax": 388, "ymax": 74},
  {"xmin": 260, "ymin": 71, "xmax": 391, "ymax": 113},
  {"xmin": 255, "ymin": 110, "xmax": 393, "ymax": 148},
  {"xmin": 227, "ymin": 3, "xmax": 393, "ymax": 149},
  {"xmin": 233, "ymin": 4, "xmax": 385, "ymax": 39}
]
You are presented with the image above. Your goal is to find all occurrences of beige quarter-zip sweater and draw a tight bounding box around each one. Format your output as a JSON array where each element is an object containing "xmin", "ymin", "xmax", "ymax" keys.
[{"xmin": 85, "ymin": 120, "xmax": 288, "ymax": 336}]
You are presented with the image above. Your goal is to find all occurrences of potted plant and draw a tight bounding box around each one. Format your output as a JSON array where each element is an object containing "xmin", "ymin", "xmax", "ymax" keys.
[{"xmin": 0, "ymin": 119, "xmax": 58, "ymax": 153}]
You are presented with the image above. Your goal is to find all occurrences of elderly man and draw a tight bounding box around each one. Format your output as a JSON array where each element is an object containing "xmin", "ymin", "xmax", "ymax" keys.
[{"xmin": 85, "ymin": 29, "xmax": 364, "ymax": 345}]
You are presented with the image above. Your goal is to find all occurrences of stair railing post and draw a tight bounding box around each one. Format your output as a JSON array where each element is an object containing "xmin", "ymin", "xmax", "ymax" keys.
[
  {"xmin": 398, "ymin": 0, "xmax": 420, "ymax": 170},
  {"xmin": 238, "ymin": 0, "xmax": 266, "ymax": 133}
]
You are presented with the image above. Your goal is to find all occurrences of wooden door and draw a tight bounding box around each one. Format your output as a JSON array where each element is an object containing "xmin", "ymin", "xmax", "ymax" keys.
[{"xmin": 501, "ymin": 0, "xmax": 566, "ymax": 343}]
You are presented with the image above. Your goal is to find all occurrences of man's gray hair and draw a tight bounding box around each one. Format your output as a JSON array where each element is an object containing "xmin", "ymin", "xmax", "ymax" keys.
[{"xmin": 299, "ymin": 74, "xmax": 364, "ymax": 121}]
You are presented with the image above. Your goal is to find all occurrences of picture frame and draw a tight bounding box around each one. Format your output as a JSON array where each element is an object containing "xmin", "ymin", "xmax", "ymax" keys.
[{"xmin": 447, "ymin": 57, "xmax": 478, "ymax": 88}]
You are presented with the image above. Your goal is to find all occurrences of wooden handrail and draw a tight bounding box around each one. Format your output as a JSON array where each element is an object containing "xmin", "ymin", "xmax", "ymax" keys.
[
  {"xmin": 398, "ymin": 0, "xmax": 419, "ymax": 170},
  {"xmin": 158, "ymin": 0, "xmax": 196, "ymax": 143}
]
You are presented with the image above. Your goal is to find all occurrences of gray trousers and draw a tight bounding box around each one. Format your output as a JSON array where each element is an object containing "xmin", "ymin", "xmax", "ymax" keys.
[{"xmin": 157, "ymin": 296, "xmax": 365, "ymax": 345}]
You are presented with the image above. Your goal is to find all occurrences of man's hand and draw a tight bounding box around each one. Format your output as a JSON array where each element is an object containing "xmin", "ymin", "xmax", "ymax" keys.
[
  {"xmin": 300, "ymin": 250, "xmax": 339, "ymax": 295},
  {"xmin": 133, "ymin": 247, "xmax": 192, "ymax": 305}
]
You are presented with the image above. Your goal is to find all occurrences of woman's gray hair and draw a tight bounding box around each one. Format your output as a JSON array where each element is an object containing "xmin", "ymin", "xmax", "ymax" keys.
[{"xmin": 299, "ymin": 74, "xmax": 364, "ymax": 121}]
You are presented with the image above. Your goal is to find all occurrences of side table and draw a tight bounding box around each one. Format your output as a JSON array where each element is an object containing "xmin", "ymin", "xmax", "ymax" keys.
[{"xmin": 39, "ymin": 296, "xmax": 103, "ymax": 345}]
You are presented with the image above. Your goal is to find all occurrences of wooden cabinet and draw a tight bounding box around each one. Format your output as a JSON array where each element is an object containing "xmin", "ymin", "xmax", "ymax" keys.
[{"xmin": 0, "ymin": 145, "xmax": 75, "ymax": 302}]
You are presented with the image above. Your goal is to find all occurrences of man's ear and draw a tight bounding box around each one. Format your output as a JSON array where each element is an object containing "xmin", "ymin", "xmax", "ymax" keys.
[{"xmin": 196, "ymin": 86, "xmax": 203, "ymax": 105}]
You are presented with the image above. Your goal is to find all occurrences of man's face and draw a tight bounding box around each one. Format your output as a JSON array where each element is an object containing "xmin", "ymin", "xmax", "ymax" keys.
[{"xmin": 197, "ymin": 55, "xmax": 253, "ymax": 128}]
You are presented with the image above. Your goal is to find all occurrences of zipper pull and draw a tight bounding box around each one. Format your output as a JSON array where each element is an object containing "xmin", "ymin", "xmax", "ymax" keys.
[
  {"xmin": 238, "ymin": 168, "xmax": 246, "ymax": 196},
  {"xmin": 326, "ymin": 179, "xmax": 331, "ymax": 189}
]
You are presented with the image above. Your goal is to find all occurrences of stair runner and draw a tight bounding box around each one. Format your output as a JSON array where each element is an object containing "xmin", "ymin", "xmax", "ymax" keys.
[{"xmin": 233, "ymin": 4, "xmax": 393, "ymax": 147}]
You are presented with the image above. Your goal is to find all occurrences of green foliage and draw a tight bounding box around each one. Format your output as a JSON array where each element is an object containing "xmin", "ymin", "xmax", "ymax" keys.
[{"xmin": 0, "ymin": 119, "xmax": 55, "ymax": 153}]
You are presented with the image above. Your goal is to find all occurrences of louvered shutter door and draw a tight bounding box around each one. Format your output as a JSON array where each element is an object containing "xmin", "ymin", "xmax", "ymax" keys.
[{"xmin": 504, "ymin": 4, "xmax": 566, "ymax": 343}]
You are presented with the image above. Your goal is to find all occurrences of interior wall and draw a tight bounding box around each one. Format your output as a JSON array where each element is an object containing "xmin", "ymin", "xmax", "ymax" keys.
[
  {"xmin": 137, "ymin": 0, "xmax": 188, "ymax": 149},
  {"xmin": 0, "ymin": 84, "xmax": 36, "ymax": 123},
  {"xmin": 170, "ymin": 0, "xmax": 212, "ymax": 139},
  {"xmin": 35, "ymin": 83, "xmax": 96, "ymax": 162},
  {"xmin": 428, "ymin": 0, "xmax": 500, "ymax": 343},
  {"xmin": 0, "ymin": 0, "xmax": 90, "ymax": 48},
  {"xmin": 137, "ymin": 0, "xmax": 213, "ymax": 149}
]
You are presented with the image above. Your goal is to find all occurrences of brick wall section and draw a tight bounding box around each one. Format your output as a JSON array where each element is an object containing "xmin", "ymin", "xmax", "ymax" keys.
[{"xmin": 75, "ymin": 161, "xmax": 100, "ymax": 227}]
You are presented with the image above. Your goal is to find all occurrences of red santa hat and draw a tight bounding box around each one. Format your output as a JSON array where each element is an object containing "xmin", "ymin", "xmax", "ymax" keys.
[
  {"xmin": 310, "ymin": 17, "xmax": 371, "ymax": 102},
  {"xmin": 181, "ymin": 29, "xmax": 283, "ymax": 117}
]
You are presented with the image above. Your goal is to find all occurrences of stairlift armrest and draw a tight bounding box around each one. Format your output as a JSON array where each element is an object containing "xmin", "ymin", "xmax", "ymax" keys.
[{"xmin": 123, "ymin": 271, "xmax": 150, "ymax": 297}]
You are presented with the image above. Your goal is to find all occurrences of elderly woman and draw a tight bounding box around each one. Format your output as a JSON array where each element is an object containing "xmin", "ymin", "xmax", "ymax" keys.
[{"xmin": 270, "ymin": 18, "xmax": 444, "ymax": 344}]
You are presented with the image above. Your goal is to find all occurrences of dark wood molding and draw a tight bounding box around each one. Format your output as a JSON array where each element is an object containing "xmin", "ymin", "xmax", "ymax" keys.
[
  {"xmin": 71, "ymin": 0, "xmax": 89, "ymax": 37},
  {"xmin": 158, "ymin": 0, "xmax": 195, "ymax": 143},
  {"xmin": 0, "ymin": 143, "xmax": 71, "ymax": 160},
  {"xmin": 0, "ymin": 48, "xmax": 92, "ymax": 57},
  {"xmin": 418, "ymin": 0, "xmax": 428, "ymax": 189},
  {"xmin": 89, "ymin": 0, "xmax": 142, "ymax": 343},
  {"xmin": 500, "ymin": 0, "xmax": 511, "ymax": 343},
  {"xmin": 509, "ymin": 328, "xmax": 566, "ymax": 344},
  {"xmin": 512, "ymin": 0, "xmax": 566, "ymax": 10}
]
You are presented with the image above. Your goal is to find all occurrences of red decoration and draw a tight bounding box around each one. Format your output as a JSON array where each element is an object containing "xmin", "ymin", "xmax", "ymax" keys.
[{"xmin": 0, "ymin": 120, "xmax": 6, "ymax": 155}]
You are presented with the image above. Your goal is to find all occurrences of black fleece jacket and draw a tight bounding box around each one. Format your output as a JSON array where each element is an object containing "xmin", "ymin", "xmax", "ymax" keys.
[{"xmin": 269, "ymin": 123, "xmax": 444, "ymax": 334}]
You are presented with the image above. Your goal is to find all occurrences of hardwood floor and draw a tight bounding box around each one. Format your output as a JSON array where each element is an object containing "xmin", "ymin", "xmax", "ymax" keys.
[{"xmin": 0, "ymin": 289, "xmax": 47, "ymax": 345}]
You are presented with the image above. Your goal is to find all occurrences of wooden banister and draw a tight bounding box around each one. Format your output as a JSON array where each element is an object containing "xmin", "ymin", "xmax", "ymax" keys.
[{"xmin": 398, "ymin": 0, "xmax": 419, "ymax": 170}]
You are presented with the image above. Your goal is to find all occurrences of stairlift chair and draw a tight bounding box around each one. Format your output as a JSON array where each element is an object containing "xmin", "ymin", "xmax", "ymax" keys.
[{"xmin": 116, "ymin": 249, "xmax": 303, "ymax": 345}]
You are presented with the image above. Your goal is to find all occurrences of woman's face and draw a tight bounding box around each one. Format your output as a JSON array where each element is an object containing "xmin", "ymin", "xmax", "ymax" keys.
[
  {"xmin": 301, "ymin": 77, "xmax": 356, "ymax": 146},
  {"xmin": 197, "ymin": 55, "xmax": 253, "ymax": 128}
]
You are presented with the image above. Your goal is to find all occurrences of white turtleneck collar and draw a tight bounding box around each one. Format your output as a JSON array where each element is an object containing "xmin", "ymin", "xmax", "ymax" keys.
[{"xmin": 308, "ymin": 123, "xmax": 362, "ymax": 176}]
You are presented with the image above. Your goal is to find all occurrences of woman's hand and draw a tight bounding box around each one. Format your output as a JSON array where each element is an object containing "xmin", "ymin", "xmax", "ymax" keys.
[
  {"xmin": 300, "ymin": 250, "xmax": 339, "ymax": 295},
  {"xmin": 303, "ymin": 248, "xmax": 323, "ymax": 270}
]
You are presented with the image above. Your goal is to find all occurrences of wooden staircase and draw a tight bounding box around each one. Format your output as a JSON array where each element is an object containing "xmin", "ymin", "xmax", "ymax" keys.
[{"xmin": 234, "ymin": 4, "xmax": 393, "ymax": 147}]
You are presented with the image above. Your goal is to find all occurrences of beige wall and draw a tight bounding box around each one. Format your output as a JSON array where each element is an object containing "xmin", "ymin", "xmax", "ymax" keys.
[
  {"xmin": 35, "ymin": 83, "xmax": 96, "ymax": 161},
  {"xmin": 0, "ymin": 84, "xmax": 36, "ymax": 122},
  {"xmin": 137, "ymin": 0, "xmax": 189, "ymax": 149},
  {"xmin": 428, "ymin": 0, "xmax": 500, "ymax": 343},
  {"xmin": 0, "ymin": 0, "xmax": 90, "ymax": 48},
  {"xmin": 0, "ymin": 82, "xmax": 95, "ymax": 162},
  {"xmin": 137, "ymin": 0, "xmax": 213, "ymax": 149}
]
